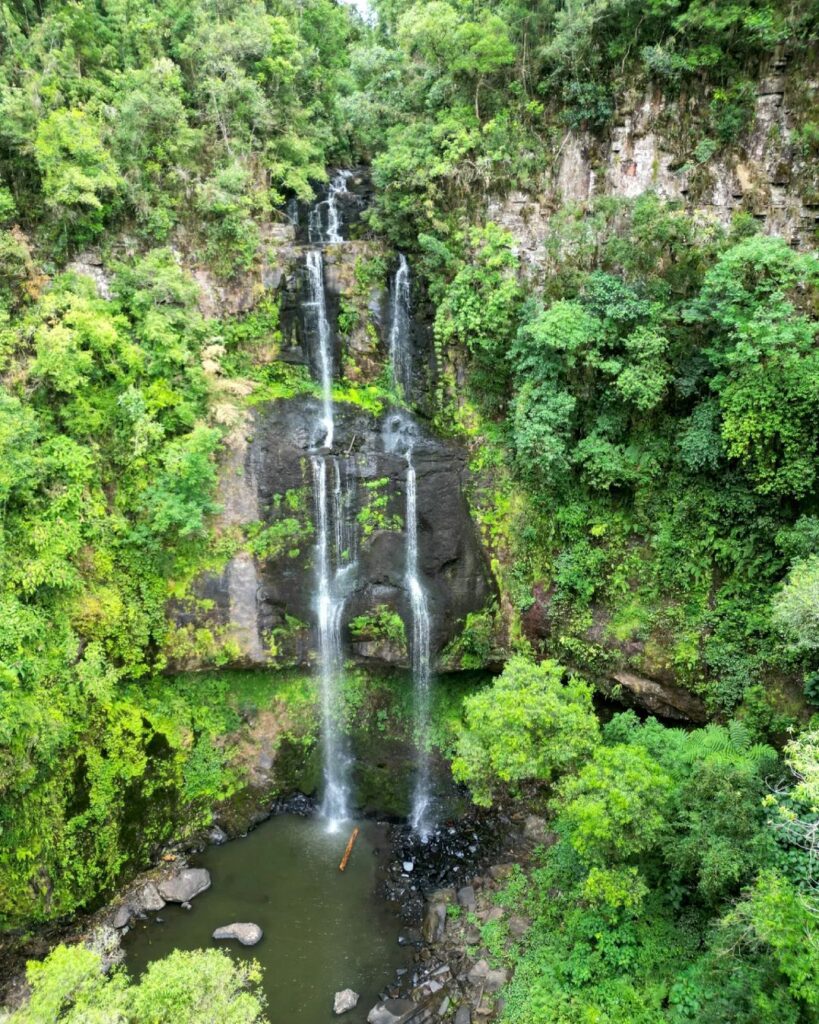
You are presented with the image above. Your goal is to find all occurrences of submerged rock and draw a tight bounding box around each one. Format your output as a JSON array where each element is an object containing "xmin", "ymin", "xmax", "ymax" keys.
[
  {"xmin": 212, "ymin": 922, "xmax": 263, "ymax": 946},
  {"xmin": 367, "ymin": 999, "xmax": 415, "ymax": 1024},
  {"xmin": 333, "ymin": 989, "xmax": 359, "ymax": 1015},
  {"xmin": 207, "ymin": 825, "xmax": 229, "ymax": 846},
  {"xmin": 158, "ymin": 867, "xmax": 211, "ymax": 903}
]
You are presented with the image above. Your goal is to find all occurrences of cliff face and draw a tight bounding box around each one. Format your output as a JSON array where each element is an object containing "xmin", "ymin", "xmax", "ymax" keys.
[
  {"xmin": 173, "ymin": 397, "xmax": 491, "ymax": 670},
  {"xmin": 169, "ymin": 177, "xmax": 491, "ymax": 674},
  {"xmin": 489, "ymin": 51, "xmax": 818, "ymax": 274}
]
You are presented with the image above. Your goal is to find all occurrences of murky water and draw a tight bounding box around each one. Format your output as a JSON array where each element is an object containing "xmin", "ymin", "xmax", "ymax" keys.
[{"xmin": 125, "ymin": 816, "xmax": 409, "ymax": 1022}]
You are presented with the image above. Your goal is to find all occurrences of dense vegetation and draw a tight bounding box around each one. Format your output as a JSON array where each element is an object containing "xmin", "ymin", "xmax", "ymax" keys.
[
  {"xmin": 1, "ymin": 0, "xmax": 818, "ymax": 1019},
  {"xmin": 454, "ymin": 657, "xmax": 819, "ymax": 1021}
]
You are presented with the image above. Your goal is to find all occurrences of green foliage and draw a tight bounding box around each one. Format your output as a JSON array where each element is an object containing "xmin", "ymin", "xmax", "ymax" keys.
[
  {"xmin": 349, "ymin": 605, "xmax": 407, "ymax": 649},
  {"xmin": 772, "ymin": 555, "xmax": 819, "ymax": 655},
  {"xmin": 9, "ymin": 944, "xmax": 268, "ymax": 1023},
  {"xmin": 34, "ymin": 109, "xmax": 122, "ymax": 249},
  {"xmin": 494, "ymin": 708, "xmax": 809, "ymax": 1024},
  {"xmin": 556, "ymin": 742, "xmax": 673, "ymax": 866},
  {"xmin": 357, "ymin": 477, "xmax": 403, "ymax": 537},
  {"xmin": 452, "ymin": 657, "xmax": 600, "ymax": 807}
]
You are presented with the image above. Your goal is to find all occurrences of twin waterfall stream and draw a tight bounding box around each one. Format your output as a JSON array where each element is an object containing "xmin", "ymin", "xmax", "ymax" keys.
[{"xmin": 306, "ymin": 174, "xmax": 433, "ymax": 837}]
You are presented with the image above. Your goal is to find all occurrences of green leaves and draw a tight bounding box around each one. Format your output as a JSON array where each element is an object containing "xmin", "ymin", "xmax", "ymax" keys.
[
  {"xmin": 10, "ymin": 945, "xmax": 268, "ymax": 1024},
  {"xmin": 452, "ymin": 657, "xmax": 600, "ymax": 806},
  {"xmin": 555, "ymin": 743, "xmax": 673, "ymax": 865},
  {"xmin": 34, "ymin": 109, "xmax": 122, "ymax": 248}
]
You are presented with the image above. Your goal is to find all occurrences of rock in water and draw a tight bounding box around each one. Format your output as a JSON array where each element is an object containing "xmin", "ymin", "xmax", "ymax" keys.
[
  {"xmin": 334, "ymin": 990, "xmax": 359, "ymax": 1015},
  {"xmin": 212, "ymin": 922, "xmax": 263, "ymax": 946},
  {"xmin": 207, "ymin": 825, "xmax": 229, "ymax": 845},
  {"xmin": 158, "ymin": 868, "xmax": 211, "ymax": 903},
  {"xmin": 367, "ymin": 1000, "xmax": 415, "ymax": 1024},
  {"xmin": 140, "ymin": 882, "xmax": 166, "ymax": 912},
  {"xmin": 112, "ymin": 905, "xmax": 132, "ymax": 929}
]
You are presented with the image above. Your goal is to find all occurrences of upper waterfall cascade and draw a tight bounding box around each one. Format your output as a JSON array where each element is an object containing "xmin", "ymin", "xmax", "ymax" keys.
[
  {"xmin": 305, "ymin": 175, "xmax": 353, "ymax": 826},
  {"xmin": 308, "ymin": 170, "xmax": 352, "ymax": 245},
  {"xmin": 388, "ymin": 254, "xmax": 412, "ymax": 398}
]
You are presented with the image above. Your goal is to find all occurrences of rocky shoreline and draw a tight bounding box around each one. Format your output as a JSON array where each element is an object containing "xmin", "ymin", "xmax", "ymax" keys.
[
  {"xmin": 0, "ymin": 793, "xmax": 542, "ymax": 1023},
  {"xmin": 360, "ymin": 810, "xmax": 550, "ymax": 1024}
]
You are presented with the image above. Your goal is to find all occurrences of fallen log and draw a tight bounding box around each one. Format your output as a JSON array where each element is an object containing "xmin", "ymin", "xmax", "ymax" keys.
[{"xmin": 338, "ymin": 826, "xmax": 360, "ymax": 872}]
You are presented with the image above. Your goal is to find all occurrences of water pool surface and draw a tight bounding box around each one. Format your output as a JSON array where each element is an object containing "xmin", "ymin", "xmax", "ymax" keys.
[{"xmin": 125, "ymin": 815, "xmax": 409, "ymax": 1022}]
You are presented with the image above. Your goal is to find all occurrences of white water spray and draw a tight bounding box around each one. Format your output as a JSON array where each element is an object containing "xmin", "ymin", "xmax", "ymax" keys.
[
  {"xmin": 383, "ymin": 414, "xmax": 434, "ymax": 836},
  {"xmin": 304, "ymin": 249, "xmax": 334, "ymax": 450},
  {"xmin": 308, "ymin": 170, "xmax": 352, "ymax": 245},
  {"xmin": 388, "ymin": 254, "xmax": 412, "ymax": 398},
  {"xmin": 311, "ymin": 454, "xmax": 355, "ymax": 828},
  {"xmin": 404, "ymin": 448, "xmax": 433, "ymax": 836}
]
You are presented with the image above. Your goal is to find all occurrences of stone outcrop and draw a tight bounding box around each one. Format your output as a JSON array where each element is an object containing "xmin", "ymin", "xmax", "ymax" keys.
[
  {"xmin": 212, "ymin": 922, "xmax": 263, "ymax": 946},
  {"xmin": 610, "ymin": 671, "xmax": 708, "ymax": 723},
  {"xmin": 173, "ymin": 397, "xmax": 492, "ymax": 671},
  {"xmin": 157, "ymin": 867, "xmax": 211, "ymax": 904},
  {"xmin": 488, "ymin": 52, "xmax": 818, "ymax": 273}
]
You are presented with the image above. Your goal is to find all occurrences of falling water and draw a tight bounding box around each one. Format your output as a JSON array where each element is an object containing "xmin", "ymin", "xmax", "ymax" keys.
[
  {"xmin": 304, "ymin": 249, "xmax": 334, "ymax": 450},
  {"xmin": 308, "ymin": 170, "xmax": 351, "ymax": 245},
  {"xmin": 383, "ymin": 413, "xmax": 434, "ymax": 836},
  {"xmin": 304, "ymin": 217, "xmax": 356, "ymax": 825},
  {"xmin": 388, "ymin": 254, "xmax": 412, "ymax": 398},
  {"xmin": 310, "ymin": 455, "xmax": 355, "ymax": 828},
  {"xmin": 404, "ymin": 447, "xmax": 433, "ymax": 836}
]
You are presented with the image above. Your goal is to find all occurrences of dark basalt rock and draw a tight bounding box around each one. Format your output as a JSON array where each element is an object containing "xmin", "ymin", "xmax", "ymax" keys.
[{"xmin": 176, "ymin": 396, "xmax": 493, "ymax": 671}]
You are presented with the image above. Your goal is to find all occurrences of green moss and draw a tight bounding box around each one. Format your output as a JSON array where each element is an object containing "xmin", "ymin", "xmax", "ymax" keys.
[{"xmin": 357, "ymin": 476, "xmax": 403, "ymax": 538}]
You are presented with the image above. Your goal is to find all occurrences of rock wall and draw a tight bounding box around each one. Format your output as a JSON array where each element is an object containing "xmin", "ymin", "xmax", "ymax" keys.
[
  {"xmin": 175, "ymin": 398, "xmax": 491, "ymax": 671},
  {"xmin": 489, "ymin": 51, "xmax": 818, "ymax": 273},
  {"xmin": 172, "ymin": 180, "xmax": 491, "ymax": 672}
]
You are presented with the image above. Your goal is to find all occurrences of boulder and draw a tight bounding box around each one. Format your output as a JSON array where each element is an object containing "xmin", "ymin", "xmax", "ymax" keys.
[
  {"xmin": 112, "ymin": 905, "xmax": 132, "ymax": 929},
  {"xmin": 158, "ymin": 868, "xmax": 211, "ymax": 903},
  {"xmin": 427, "ymin": 887, "xmax": 457, "ymax": 906},
  {"xmin": 207, "ymin": 825, "xmax": 229, "ymax": 845},
  {"xmin": 367, "ymin": 999, "xmax": 415, "ymax": 1024},
  {"xmin": 485, "ymin": 969, "xmax": 508, "ymax": 993},
  {"xmin": 422, "ymin": 902, "xmax": 447, "ymax": 944},
  {"xmin": 334, "ymin": 989, "xmax": 359, "ymax": 1015},
  {"xmin": 212, "ymin": 922, "xmax": 263, "ymax": 946},
  {"xmin": 523, "ymin": 815, "xmax": 555, "ymax": 846},
  {"xmin": 456, "ymin": 886, "xmax": 476, "ymax": 912},
  {"xmin": 139, "ymin": 883, "xmax": 166, "ymax": 912},
  {"xmin": 467, "ymin": 960, "xmax": 489, "ymax": 986},
  {"xmin": 454, "ymin": 1008, "xmax": 471, "ymax": 1024}
]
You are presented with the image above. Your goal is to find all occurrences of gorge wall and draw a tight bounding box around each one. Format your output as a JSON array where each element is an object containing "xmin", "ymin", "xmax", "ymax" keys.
[{"xmin": 169, "ymin": 175, "xmax": 492, "ymax": 679}]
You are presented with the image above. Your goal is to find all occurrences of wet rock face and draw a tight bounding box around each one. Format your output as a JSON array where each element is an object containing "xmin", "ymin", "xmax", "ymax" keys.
[{"xmin": 177, "ymin": 397, "xmax": 492, "ymax": 670}]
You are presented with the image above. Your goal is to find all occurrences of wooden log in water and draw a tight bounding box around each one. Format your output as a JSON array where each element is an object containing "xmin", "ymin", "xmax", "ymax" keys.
[{"xmin": 338, "ymin": 827, "xmax": 360, "ymax": 872}]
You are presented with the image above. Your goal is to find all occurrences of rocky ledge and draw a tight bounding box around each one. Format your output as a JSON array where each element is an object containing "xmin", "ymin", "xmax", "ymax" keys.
[{"xmin": 367, "ymin": 810, "xmax": 548, "ymax": 1024}]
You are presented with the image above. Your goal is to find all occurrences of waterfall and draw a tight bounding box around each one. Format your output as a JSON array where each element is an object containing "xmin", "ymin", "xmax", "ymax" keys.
[
  {"xmin": 304, "ymin": 249, "xmax": 334, "ymax": 450},
  {"xmin": 383, "ymin": 413, "xmax": 434, "ymax": 836},
  {"xmin": 404, "ymin": 447, "xmax": 433, "ymax": 836},
  {"xmin": 311, "ymin": 454, "xmax": 355, "ymax": 828},
  {"xmin": 308, "ymin": 170, "xmax": 351, "ymax": 245},
  {"xmin": 388, "ymin": 254, "xmax": 412, "ymax": 398}
]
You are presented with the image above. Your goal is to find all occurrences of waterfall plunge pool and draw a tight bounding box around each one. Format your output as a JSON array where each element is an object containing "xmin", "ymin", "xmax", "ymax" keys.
[{"xmin": 124, "ymin": 815, "xmax": 411, "ymax": 1023}]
